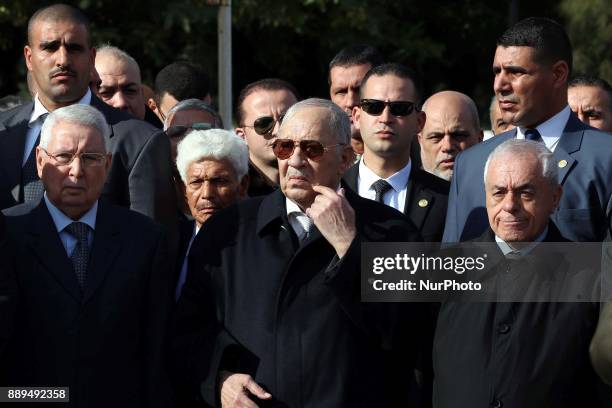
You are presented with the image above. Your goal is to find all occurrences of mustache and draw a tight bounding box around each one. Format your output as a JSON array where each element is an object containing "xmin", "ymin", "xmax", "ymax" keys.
[
  {"xmin": 195, "ymin": 201, "xmax": 217, "ymax": 211},
  {"xmin": 49, "ymin": 67, "xmax": 76, "ymax": 78},
  {"xmin": 286, "ymin": 168, "xmax": 309, "ymax": 179},
  {"xmin": 499, "ymin": 95, "xmax": 519, "ymax": 104},
  {"xmin": 436, "ymin": 154, "xmax": 456, "ymax": 165}
]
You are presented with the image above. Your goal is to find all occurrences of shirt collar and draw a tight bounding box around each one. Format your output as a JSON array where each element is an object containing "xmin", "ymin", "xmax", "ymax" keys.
[
  {"xmin": 516, "ymin": 105, "xmax": 571, "ymax": 142},
  {"xmin": 44, "ymin": 193, "xmax": 98, "ymax": 233},
  {"xmin": 29, "ymin": 88, "xmax": 92, "ymax": 126},
  {"xmin": 495, "ymin": 226, "xmax": 548, "ymax": 256},
  {"xmin": 359, "ymin": 158, "xmax": 412, "ymax": 192}
]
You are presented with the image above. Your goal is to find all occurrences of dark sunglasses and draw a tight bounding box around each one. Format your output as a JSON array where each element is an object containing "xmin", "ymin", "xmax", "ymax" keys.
[
  {"xmin": 272, "ymin": 139, "xmax": 345, "ymax": 161},
  {"xmin": 245, "ymin": 114, "xmax": 285, "ymax": 135},
  {"xmin": 360, "ymin": 99, "xmax": 418, "ymax": 116},
  {"xmin": 165, "ymin": 122, "xmax": 212, "ymax": 139}
]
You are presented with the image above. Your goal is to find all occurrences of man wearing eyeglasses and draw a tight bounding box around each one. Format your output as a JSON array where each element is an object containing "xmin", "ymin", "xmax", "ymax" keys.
[
  {"xmin": 344, "ymin": 63, "xmax": 449, "ymax": 242},
  {"xmin": 2, "ymin": 104, "xmax": 173, "ymax": 407},
  {"xmin": 235, "ymin": 78, "xmax": 299, "ymax": 196},
  {"xmin": 174, "ymin": 98, "xmax": 425, "ymax": 407}
]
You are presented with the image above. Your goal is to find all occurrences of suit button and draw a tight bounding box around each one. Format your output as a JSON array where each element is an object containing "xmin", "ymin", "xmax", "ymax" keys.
[
  {"xmin": 498, "ymin": 323, "xmax": 511, "ymax": 334},
  {"xmin": 491, "ymin": 399, "xmax": 503, "ymax": 408}
]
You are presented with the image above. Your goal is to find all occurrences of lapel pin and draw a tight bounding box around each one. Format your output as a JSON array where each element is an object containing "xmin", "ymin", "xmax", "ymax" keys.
[
  {"xmin": 558, "ymin": 159, "xmax": 568, "ymax": 168},
  {"xmin": 418, "ymin": 199, "xmax": 429, "ymax": 208}
]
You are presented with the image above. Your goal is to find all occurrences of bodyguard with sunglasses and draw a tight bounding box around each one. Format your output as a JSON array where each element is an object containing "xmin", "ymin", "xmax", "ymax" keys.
[
  {"xmin": 174, "ymin": 98, "xmax": 425, "ymax": 407},
  {"xmin": 235, "ymin": 78, "xmax": 299, "ymax": 197},
  {"xmin": 345, "ymin": 63, "xmax": 450, "ymax": 242}
]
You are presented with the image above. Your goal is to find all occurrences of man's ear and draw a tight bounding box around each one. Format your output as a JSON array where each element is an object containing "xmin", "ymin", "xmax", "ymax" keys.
[
  {"xmin": 36, "ymin": 146, "xmax": 44, "ymax": 178},
  {"xmin": 147, "ymin": 98, "xmax": 158, "ymax": 112},
  {"xmin": 239, "ymin": 174, "xmax": 250, "ymax": 198},
  {"xmin": 551, "ymin": 184, "xmax": 563, "ymax": 212},
  {"xmin": 235, "ymin": 127, "xmax": 246, "ymax": 140},
  {"xmin": 24, "ymin": 45, "xmax": 33, "ymax": 71},
  {"xmin": 416, "ymin": 110, "xmax": 427, "ymax": 133},
  {"xmin": 551, "ymin": 60, "xmax": 569, "ymax": 89},
  {"xmin": 352, "ymin": 106, "xmax": 361, "ymax": 131}
]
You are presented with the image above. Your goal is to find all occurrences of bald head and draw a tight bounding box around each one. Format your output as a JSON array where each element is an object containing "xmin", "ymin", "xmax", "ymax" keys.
[
  {"xmin": 28, "ymin": 4, "xmax": 90, "ymax": 46},
  {"xmin": 94, "ymin": 46, "xmax": 145, "ymax": 119},
  {"xmin": 418, "ymin": 91, "xmax": 483, "ymax": 181}
]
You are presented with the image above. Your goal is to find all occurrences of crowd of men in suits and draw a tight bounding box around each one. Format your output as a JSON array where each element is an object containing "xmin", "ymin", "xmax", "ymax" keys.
[{"xmin": 2, "ymin": 3, "xmax": 612, "ymax": 408}]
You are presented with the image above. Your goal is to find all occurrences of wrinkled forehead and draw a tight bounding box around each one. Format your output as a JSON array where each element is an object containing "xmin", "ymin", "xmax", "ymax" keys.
[
  {"xmin": 169, "ymin": 109, "xmax": 216, "ymax": 127},
  {"xmin": 486, "ymin": 153, "xmax": 542, "ymax": 184},
  {"xmin": 280, "ymin": 107, "xmax": 334, "ymax": 142},
  {"xmin": 30, "ymin": 17, "xmax": 90, "ymax": 46},
  {"xmin": 49, "ymin": 120, "xmax": 105, "ymax": 150}
]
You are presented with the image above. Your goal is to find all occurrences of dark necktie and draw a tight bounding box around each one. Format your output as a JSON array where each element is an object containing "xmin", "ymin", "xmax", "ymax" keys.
[
  {"xmin": 371, "ymin": 179, "xmax": 392, "ymax": 203},
  {"xmin": 21, "ymin": 113, "xmax": 48, "ymax": 203},
  {"xmin": 66, "ymin": 222, "xmax": 90, "ymax": 289},
  {"xmin": 524, "ymin": 128, "xmax": 542, "ymax": 142}
]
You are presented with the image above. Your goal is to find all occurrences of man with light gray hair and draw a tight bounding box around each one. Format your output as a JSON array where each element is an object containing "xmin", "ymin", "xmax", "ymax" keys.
[
  {"xmin": 3, "ymin": 103, "xmax": 173, "ymax": 407},
  {"xmin": 174, "ymin": 128, "xmax": 249, "ymax": 301},
  {"xmin": 434, "ymin": 138, "xmax": 608, "ymax": 407},
  {"xmin": 173, "ymin": 97, "xmax": 424, "ymax": 407}
]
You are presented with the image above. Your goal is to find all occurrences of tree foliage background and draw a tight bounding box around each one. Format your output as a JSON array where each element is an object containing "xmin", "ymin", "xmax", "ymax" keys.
[{"xmin": 0, "ymin": 0, "xmax": 609, "ymax": 125}]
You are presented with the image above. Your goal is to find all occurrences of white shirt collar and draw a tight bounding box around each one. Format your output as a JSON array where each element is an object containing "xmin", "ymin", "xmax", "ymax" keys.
[
  {"xmin": 29, "ymin": 88, "xmax": 92, "ymax": 126},
  {"xmin": 358, "ymin": 158, "xmax": 412, "ymax": 193},
  {"xmin": 44, "ymin": 193, "xmax": 98, "ymax": 233},
  {"xmin": 495, "ymin": 226, "xmax": 548, "ymax": 257},
  {"xmin": 516, "ymin": 105, "xmax": 571, "ymax": 149}
]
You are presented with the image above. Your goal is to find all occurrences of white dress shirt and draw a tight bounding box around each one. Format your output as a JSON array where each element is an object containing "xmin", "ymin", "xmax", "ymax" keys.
[
  {"xmin": 23, "ymin": 89, "xmax": 92, "ymax": 165},
  {"xmin": 357, "ymin": 158, "xmax": 411, "ymax": 212},
  {"xmin": 286, "ymin": 198, "xmax": 313, "ymax": 241},
  {"xmin": 515, "ymin": 105, "xmax": 571, "ymax": 152},
  {"xmin": 44, "ymin": 193, "xmax": 97, "ymax": 257},
  {"xmin": 495, "ymin": 227, "xmax": 548, "ymax": 257}
]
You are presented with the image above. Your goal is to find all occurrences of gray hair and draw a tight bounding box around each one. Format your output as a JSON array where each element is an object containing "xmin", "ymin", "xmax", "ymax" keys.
[
  {"xmin": 96, "ymin": 45, "xmax": 141, "ymax": 83},
  {"xmin": 483, "ymin": 138, "xmax": 558, "ymax": 186},
  {"xmin": 280, "ymin": 98, "xmax": 351, "ymax": 145},
  {"xmin": 163, "ymin": 98, "xmax": 223, "ymax": 130},
  {"xmin": 176, "ymin": 129, "xmax": 248, "ymax": 183},
  {"xmin": 41, "ymin": 104, "xmax": 111, "ymax": 152}
]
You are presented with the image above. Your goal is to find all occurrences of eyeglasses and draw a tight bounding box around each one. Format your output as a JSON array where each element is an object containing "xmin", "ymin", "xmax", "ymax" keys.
[
  {"xmin": 359, "ymin": 99, "xmax": 418, "ymax": 116},
  {"xmin": 244, "ymin": 114, "xmax": 285, "ymax": 135},
  {"xmin": 272, "ymin": 139, "xmax": 345, "ymax": 161},
  {"xmin": 41, "ymin": 148, "xmax": 107, "ymax": 167},
  {"xmin": 165, "ymin": 123, "xmax": 213, "ymax": 139}
]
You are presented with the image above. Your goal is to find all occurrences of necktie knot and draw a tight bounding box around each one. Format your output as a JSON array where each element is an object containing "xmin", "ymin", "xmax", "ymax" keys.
[
  {"xmin": 524, "ymin": 128, "xmax": 542, "ymax": 142},
  {"xmin": 371, "ymin": 179, "xmax": 392, "ymax": 203},
  {"xmin": 66, "ymin": 222, "xmax": 89, "ymax": 242}
]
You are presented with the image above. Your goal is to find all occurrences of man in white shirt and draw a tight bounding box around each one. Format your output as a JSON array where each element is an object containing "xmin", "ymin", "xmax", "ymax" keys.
[
  {"xmin": 343, "ymin": 63, "xmax": 449, "ymax": 241},
  {"xmin": 443, "ymin": 17, "xmax": 612, "ymax": 243}
]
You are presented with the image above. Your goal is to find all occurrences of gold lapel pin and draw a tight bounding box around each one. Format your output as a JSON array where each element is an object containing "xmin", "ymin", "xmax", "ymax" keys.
[
  {"xmin": 418, "ymin": 199, "xmax": 429, "ymax": 208},
  {"xmin": 558, "ymin": 159, "xmax": 568, "ymax": 168}
]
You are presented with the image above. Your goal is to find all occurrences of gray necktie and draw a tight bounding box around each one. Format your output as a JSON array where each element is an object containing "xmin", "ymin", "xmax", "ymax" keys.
[
  {"xmin": 371, "ymin": 179, "xmax": 392, "ymax": 203},
  {"xmin": 524, "ymin": 128, "xmax": 542, "ymax": 142},
  {"xmin": 21, "ymin": 113, "xmax": 48, "ymax": 203},
  {"xmin": 300, "ymin": 216, "xmax": 314, "ymax": 242},
  {"xmin": 66, "ymin": 222, "xmax": 90, "ymax": 289}
]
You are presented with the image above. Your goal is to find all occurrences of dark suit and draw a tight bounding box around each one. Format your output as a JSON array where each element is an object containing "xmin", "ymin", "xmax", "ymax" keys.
[
  {"xmin": 0, "ymin": 96, "xmax": 177, "ymax": 231},
  {"xmin": 0, "ymin": 212, "xmax": 16, "ymax": 373},
  {"xmin": 443, "ymin": 112, "xmax": 612, "ymax": 242},
  {"xmin": 2, "ymin": 200, "xmax": 173, "ymax": 408},
  {"xmin": 433, "ymin": 224, "xmax": 609, "ymax": 407},
  {"xmin": 173, "ymin": 188, "xmax": 428, "ymax": 407},
  {"xmin": 343, "ymin": 162, "xmax": 449, "ymax": 242}
]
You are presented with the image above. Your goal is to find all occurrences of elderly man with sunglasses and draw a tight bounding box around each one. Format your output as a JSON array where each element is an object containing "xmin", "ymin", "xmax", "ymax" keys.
[
  {"xmin": 173, "ymin": 98, "xmax": 425, "ymax": 407},
  {"xmin": 235, "ymin": 78, "xmax": 299, "ymax": 197},
  {"xmin": 344, "ymin": 63, "xmax": 449, "ymax": 243}
]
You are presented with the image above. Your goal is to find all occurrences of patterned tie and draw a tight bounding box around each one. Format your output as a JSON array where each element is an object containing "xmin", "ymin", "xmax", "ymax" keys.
[
  {"xmin": 299, "ymin": 215, "xmax": 314, "ymax": 242},
  {"xmin": 371, "ymin": 179, "xmax": 392, "ymax": 203},
  {"xmin": 66, "ymin": 222, "xmax": 90, "ymax": 289},
  {"xmin": 524, "ymin": 128, "xmax": 542, "ymax": 142},
  {"xmin": 21, "ymin": 113, "xmax": 48, "ymax": 203}
]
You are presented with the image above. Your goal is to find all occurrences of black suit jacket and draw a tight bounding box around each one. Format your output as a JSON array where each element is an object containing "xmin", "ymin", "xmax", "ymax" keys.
[
  {"xmin": 433, "ymin": 224, "xmax": 608, "ymax": 407},
  {"xmin": 173, "ymin": 188, "xmax": 427, "ymax": 407},
  {"xmin": 0, "ymin": 96, "xmax": 177, "ymax": 232},
  {"xmin": 2, "ymin": 200, "xmax": 174, "ymax": 408},
  {"xmin": 343, "ymin": 163, "xmax": 449, "ymax": 242},
  {"xmin": 0, "ymin": 212, "xmax": 16, "ymax": 373}
]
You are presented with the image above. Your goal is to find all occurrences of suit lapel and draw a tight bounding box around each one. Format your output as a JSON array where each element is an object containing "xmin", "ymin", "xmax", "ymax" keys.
[
  {"xmin": 404, "ymin": 170, "xmax": 433, "ymax": 229},
  {"xmin": 90, "ymin": 95, "xmax": 116, "ymax": 139},
  {"xmin": 25, "ymin": 200, "xmax": 82, "ymax": 302},
  {"xmin": 83, "ymin": 201, "xmax": 121, "ymax": 303},
  {"xmin": 553, "ymin": 114, "xmax": 583, "ymax": 185},
  {"xmin": 342, "ymin": 163, "xmax": 359, "ymax": 192},
  {"xmin": 0, "ymin": 104, "xmax": 33, "ymax": 201}
]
